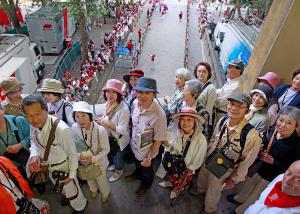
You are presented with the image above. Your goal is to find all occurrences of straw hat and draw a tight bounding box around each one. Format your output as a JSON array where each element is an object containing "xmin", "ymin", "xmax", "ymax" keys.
[
  {"xmin": 173, "ymin": 107, "xmax": 204, "ymax": 124},
  {"xmin": 0, "ymin": 77, "xmax": 24, "ymax": 96},
  {"xmin": 38, "ymin": 78, "xmax": 64, "ymax": 94}
]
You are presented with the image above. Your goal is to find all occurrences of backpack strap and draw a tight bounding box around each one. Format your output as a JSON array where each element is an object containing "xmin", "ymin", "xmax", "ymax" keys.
[
  {"xmin": 239, "ymin": 123, "xmax": 254, "ymax": 151},
  {"xmin": 62, "ymin": 101, "xmax": 72, "ymax": 124}
]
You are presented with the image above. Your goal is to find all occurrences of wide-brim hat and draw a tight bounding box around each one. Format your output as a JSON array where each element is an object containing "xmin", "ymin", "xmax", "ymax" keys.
[
  {"xmin": 257, "ymin": 72, "xmax": 280, "ymax": 90},
  {"xmin": 73, "ymin": 101, "xmax": 92, "ymax": 114},
  {"xmin": 173, "ymin": 107, "xmax": 204, "ymax": 124},
  {"xmin": 250, "ymin": 85, "xmax": 273, "ymax": 103},
  {"xmin": 226, "ymin": 59, "xmax": 245, "ymax": 70},
  {"xmin": 1, "ymin": 77, "xmax": 24, "ymax": 96},
  {"xmin": 102, "ymin": 79, "xmax": 123, "ymax": 94},
  {"xmin": 228, "ymin": 93, "xmax": 251, "ymax": 107},
  {"xmin": 133, "ymin": 77, "xmax": 158, "ymax": 92},
  {"xmin": 123, "ymin": 68, "xmax": 144, "ymax": 83},
  {"xmin": 37, "ymin": 78, "xmax": 64, "ymax": 94}
]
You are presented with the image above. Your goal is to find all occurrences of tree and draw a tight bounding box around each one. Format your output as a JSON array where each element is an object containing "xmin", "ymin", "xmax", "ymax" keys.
[{"xmin": 0, "ymin": 0, "xmax": 22, "ymax": 33}]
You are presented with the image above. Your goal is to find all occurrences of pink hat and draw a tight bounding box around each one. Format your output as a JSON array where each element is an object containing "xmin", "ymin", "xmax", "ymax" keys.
[
  {"xmin": 102, "ymin": 79, "xmax": 123, "ymax": 94},
  {"xmin": 257, "ymin": 72, "xmax": 281, "ymax": 90}
]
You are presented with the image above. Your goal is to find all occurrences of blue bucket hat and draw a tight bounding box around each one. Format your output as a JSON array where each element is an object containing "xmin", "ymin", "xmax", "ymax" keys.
[{"xmin": 133, "ymin": 77, "xmax": 158, "ymax": 92}]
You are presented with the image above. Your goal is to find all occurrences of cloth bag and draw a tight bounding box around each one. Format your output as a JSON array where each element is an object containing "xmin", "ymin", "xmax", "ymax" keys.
[{"xmin": 29, "ymin": 119, "xmax": 60, "ymax": 185}]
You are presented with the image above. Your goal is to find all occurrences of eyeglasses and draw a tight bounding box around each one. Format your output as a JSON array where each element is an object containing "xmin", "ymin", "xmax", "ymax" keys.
[
  {"xmin": 227, "ymin": 101, "xmax": 247, "ymax": 110},
  {"xmin": 7, "ymin": 87, "xmax": 23, "ymax": 95}
]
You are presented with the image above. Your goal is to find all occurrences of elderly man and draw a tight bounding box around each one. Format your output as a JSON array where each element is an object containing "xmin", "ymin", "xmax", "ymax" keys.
[
  {"xmin": 125, "ymin": 77, "xmax": 168, "ymax": 197},
  {"xmin": 196, "ymin": 93, "xmax": 262, "ymax": 214},
  {"xmin": 245, "ymin": 160, "xmax": 300, "ymax": 214},
  {"xmin": 22, "ymin": 94, "xmax": 87, "ymax": 214},
  {"xmin": 215, "ymin": 59, "xmax": 246, "ymax": 123},
  {"xmin": 0, "ymin": 77, "xmax": 25, "ymax": 116}
]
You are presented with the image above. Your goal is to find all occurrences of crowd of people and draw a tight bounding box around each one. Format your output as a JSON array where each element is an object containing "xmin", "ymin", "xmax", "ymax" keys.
[{"xmin": 0, "ymin": 56, "xmax": 299, "ymax": 213}]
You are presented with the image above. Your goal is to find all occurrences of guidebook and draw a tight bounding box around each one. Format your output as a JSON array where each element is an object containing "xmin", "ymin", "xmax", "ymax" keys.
[{"xmin": 137, "ymin": 128, "xmax": 154, "ymax": 150}]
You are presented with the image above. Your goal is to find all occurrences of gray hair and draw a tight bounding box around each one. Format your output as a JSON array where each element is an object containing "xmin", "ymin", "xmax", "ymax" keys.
[
  {"xmin": 278, "ymin": 106, "xmax": 300, "ymax": 126},
  {"xmin": 175, "ymin": 68, "xmax": 192, "ymax": 81},
  {"xmin": 185, "ymin": 79, "xmax": 202, "ymax": 98},
  {"xmin": 22, "ymin": 94, "xmax": 48, "ymax": 113}
]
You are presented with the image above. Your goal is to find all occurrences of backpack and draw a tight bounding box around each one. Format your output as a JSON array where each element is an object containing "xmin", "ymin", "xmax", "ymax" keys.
[{"xmin": 218, "ymin": 115, "xmax": 254, "ymax": 159}]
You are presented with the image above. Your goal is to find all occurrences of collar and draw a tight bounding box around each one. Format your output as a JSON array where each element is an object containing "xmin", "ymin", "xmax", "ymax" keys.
[
  {"xmin": 4, "ymin": 116, "xmax": 18, "ymax": 132},
  {"xmin": 226, "ymin": 75, "xmax": 244, "ymax": 83},
  {"xmin": 226, "ymin": 118, "xmax": 248, "ymax": 133},
  {"xmin": 33, "ymin": 115, "xmax": 53, "ymax": 134},
  {"xmin": 54, "ymin": 99, "xmax": 64, "ymax": 107},
  {"xmin": 138, "ymin": 99, "xmax": 157, "ymax": 114}
]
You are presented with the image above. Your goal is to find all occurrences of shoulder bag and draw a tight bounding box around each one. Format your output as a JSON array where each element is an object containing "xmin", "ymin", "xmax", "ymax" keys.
[{"xmin": 29, "ymin": 119, "xmax": 60, "ymax": 185}]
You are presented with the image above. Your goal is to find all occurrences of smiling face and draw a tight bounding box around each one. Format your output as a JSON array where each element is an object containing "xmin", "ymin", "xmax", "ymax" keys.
[
  {"xmin": 275, "ymin": 114, "xmax": 297, "ymax": 138},
  {"xmin": 196, "ymin": 65, "xmax": 209, "ymax": 84},
  {"xmin": 227, "ymin": 100, "xmax": 248, "ymax": 120},
  {"xmin": 129, "ymin": 76, "xmax": 140, "ymax": 88},
  {"xmin": 179, "ymin": 115, "xmax": 195, "ymax": 134},
  {"xmin": 292, "ymin": 73, "xmax": 300, "ymax": 91},
  {"xmin": 227, "ymin": 65, "xmax": 242, "ymax": 80},
  {"xmin": 6, "ymin": 86, "xmax": 23, "ymax": 104},
  {"xmin": 252, "ymin": 92, "xmax": 267, "ymax": 107}
]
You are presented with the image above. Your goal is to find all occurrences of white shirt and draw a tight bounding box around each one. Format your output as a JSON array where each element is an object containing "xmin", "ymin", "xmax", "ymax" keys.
[
  {"xmin": 48, "ymin": 99, "xmax": 75, "ymax": 127},
  {"xmin": 71, "ymin": 122, "xmax": 110, "ymax": 169},
  {"xmin": 30, "ymin": 115, "xmax": 78, "ymax": 179},
  {"xmin": 245, "ymin": 174, "xmax": 300, "ymax": 214},
  {"xmin": 103, "ymin": 101, "xmax": 130, "ymax": 151},
  {"xmin": 216, "ymin": 75, "xmax": 245, "ymax": 111},
  {"xmin": 130, "ymin": 99, "xmax": 167, "ymax": 161}
]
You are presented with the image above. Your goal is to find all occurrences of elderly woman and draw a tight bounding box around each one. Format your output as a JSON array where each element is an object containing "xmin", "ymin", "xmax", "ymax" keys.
[
  {"xmin": 122, "ymin": 68, "xmax": 144, "ymax": 107},
  {"xmin": 177, "ymin": 79, "xmax": 209, "ymax": 139},
  {"xmin": 158, "ymin": 107, "xmax": 207, "ymax": 200},
  {"xmin": 275, "ymin": 69, "xmax": 300, "ymax": 110},
  {"xmin": 97, "ymin": 79, "xmax": 130, "ymax": 183},
  {"xmin": 193, "ymin": 62, "xmax": 217, "ymax": 125},
  {"xmin": 246, "ymin": 86, "xmax": 273, "ymax": 135},
  {"xmin": 71, "ymin": 101, "xmax": 110, "ymax": 202},
  {"xmin": 163, "ymin": 68, "xmax": 192, "ymax": 124},
  {"xmin": 0, "ymin": 103, "xmax": 30, "ymax": 179},
  {"xmin": 228, "ymin": 106, "xmax": 300, "ymax": 214},
  {"xmin": 0, "ymin": 77, "xmax": 25, "ymax": 116}
]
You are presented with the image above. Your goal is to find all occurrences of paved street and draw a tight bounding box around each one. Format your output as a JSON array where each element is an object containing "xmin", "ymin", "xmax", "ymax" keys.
[{"xmin": 41, "ymin": 1, "xmax": 236, "ymax": 213}]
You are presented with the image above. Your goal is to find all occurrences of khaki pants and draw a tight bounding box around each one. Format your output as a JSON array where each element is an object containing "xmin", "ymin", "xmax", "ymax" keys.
[
  {"xmin": 197, "ymin": 165, "xmax": 234, "ymax": 213},
  {"xmin": 87, "ymin": 169, "xmax": 110, "ymax": 199},
  {"xmin": 234, "ymin": 173, "xmax": 269, "ymax": 214}
]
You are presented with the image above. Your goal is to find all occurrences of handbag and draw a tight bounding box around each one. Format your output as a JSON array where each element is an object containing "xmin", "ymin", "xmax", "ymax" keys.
[
  {"xmin": 108, "ymin": 134, "xmax": 121, "ymax": 157},
  {"xmin": 29, "ymin": 119, "xmax": 60, "ymax": 185},
  {"xmin": 205, "ymin": 149, "xmax": 235, "ymax": 178},
  {"xmin": 162, "ymin": 137, "xmax": 191, "ymax": 175},
  {"xmin": 247, "ymin": 131, "xmax": 276, "ymax": 177},
  {"xmin": 77, "ymin": 164, "xmax": 101, "ymax": 180},
  {"xmin": 4, "ymin": 148, "xmax": 30, "ymax": 167}
]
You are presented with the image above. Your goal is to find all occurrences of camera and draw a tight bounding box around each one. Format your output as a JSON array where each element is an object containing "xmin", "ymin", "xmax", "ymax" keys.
[
  {"xmin": 52, "ymin": 170, "xmax": 69, "ymax": 193},
  {"xmin": 16, "ymin": 197, "xmax": 39, "ymax": 214}
]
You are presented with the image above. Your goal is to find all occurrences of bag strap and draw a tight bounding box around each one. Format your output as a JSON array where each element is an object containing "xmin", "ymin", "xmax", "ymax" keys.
[
  {"xmin": 12, "ymin": 116, "xmax": 21, "ymax": 144},
  {"xmin": 182, "ymin": 136, "xmax": 192, "ymax": 157},
  {"xmin": 62, "ymin": 101, "xmax": 72, "ymax": 124},
  {"xmin": 202, "ymin": 81, "xmax": 211, "ymax": 92},
  {"xmin": 43, "ymin": 119, "xmax": 60, "ymax": 161},
  {"xmin": 266, "ymin": 131, "xmax": 276, "ymax": 154}
]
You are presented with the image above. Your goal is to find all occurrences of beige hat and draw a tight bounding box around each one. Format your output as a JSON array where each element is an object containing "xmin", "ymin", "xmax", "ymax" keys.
[
  {"xmin": 38, "ymin": 78, "xmax": 64, "ymax": 94},
  {"xmin": 0, "ymin": 77, "xmax": 24, "ymax": 96},
  {"xmin": 73, "ymin": 101, "xmax": 92, "ymax": 114}
]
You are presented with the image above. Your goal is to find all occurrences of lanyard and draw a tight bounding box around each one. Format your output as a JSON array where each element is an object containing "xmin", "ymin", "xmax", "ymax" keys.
[
  {"xmin": 0, "ymin": 119, "xmax": 9, "ymax": 147},
  {"xmin": 51, "ymin": 100, "xmax": 64, "ymax": 115},
  {"xmin": 81, "ymin": 122, "xmax": 94, "ymax": 148}
]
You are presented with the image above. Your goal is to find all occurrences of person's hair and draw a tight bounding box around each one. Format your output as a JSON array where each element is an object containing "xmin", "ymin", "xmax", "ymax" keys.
[
  {"xmin": 72, "ymin": 112, "xmax": 93, "ymax": 122},
  {"xmin": 22, "ymin": 94, "xmax": 48, "ymax": 112},
  {"xmin": 193, "ymin": 62, "xmax": 212, "ymax": 80},
  {"xmin": 278, "ymin": 106, "xmax": 300, "ymax": 127},
  {"xmin": 292, "ymin": 69, "xmax": 300, "ymax": 80},
  {"xmin": 175, "ymin": 68, "xmax": 192, "ymax": 81},
  {"xmin": 185, "ymin": 79, "xmax": 202, "ymax": 99},
  {"xmin": 40, "ymin": 92, "xmax": 62, "ymax": 99},
  {"xmin": 103, "ymin": 91, "xmax": 123, "ymax": 103}
]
